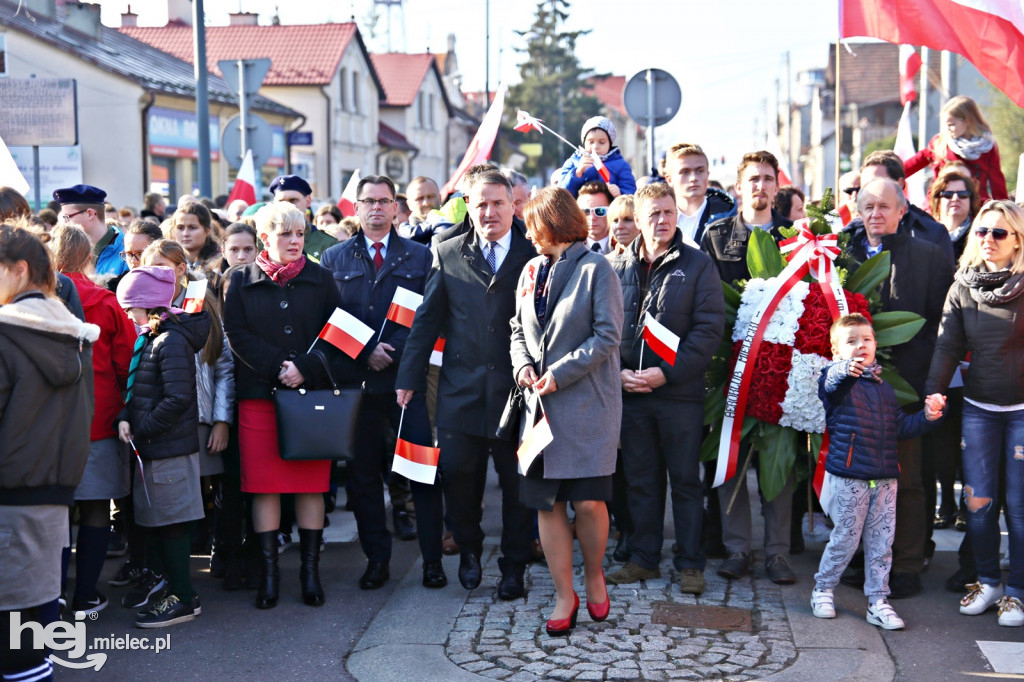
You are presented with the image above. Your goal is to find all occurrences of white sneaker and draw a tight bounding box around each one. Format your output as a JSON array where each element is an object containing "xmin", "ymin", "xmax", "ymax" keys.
[
  {"xmin": 960, "ymin": 582, "xmax": 1004, "ymax": 615},
  {"xmin": 997, "ymin": 596, "xmax": 1024, "ymax": 627},
  {"xmin": 811, "ymin": 589, "xmax": 836, "ymax": 619},
  {"xmin": 866, "ymin": 599, "xmax": 905, "ymax": 630}
]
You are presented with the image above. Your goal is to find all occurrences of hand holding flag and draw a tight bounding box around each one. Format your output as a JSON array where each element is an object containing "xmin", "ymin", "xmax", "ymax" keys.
[{"xmin": 182, "ymin": 279, "xmax": 208, "ymax": 313}]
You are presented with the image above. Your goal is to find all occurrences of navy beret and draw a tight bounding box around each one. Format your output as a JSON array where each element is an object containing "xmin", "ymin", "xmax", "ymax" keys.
[
  {"xmin": 53, "ymin": 184, "xmax": 107, "ymax": 205},
  {"xmin": 269, "ymin": 175, "xmax": 312, "ymax": 196}
]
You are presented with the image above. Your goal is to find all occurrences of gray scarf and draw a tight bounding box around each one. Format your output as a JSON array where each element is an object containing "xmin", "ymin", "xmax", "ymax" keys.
[
  {"xmin": 958, "ymin": 266, "xmax": 1024, "ymax": 305},
  {"xmin": 947, "ymin": 134, "xmax": 994, "ymax": 161}
]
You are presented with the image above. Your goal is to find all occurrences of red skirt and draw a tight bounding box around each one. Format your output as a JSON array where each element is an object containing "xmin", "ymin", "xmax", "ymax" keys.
[{"xmin": 239, "ymin": 399, "xmax": 331, "ymax": 494}]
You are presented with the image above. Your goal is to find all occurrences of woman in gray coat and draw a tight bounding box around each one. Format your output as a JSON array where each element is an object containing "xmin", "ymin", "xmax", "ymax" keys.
[{"xmin": 510, "ymin": 187, "xmax": 623, "ymax": 636}]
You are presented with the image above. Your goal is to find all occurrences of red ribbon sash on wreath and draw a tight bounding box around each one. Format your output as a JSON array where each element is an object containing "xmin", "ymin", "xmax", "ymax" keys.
[{"xmin": 713, "ymin": 220, "xmax": 849, "ymax": 497}]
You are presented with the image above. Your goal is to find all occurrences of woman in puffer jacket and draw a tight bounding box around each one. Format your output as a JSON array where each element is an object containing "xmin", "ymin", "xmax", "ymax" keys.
[
  {"xmin": 0, "ymin": 224, "xmax": 98, "ymax": 681},
  {"xmin": 926, "ymin": 200, "xmax": 1024, "ymax": 627}
]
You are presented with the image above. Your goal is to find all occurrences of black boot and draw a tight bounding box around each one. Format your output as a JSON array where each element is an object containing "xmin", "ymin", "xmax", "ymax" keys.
[
  {"xmin": 298, "ymin": 528, "xmax": 325, "ymax": 607},
  {"xmin": 255, "ymin": 531, "xmax": 279, "ymax": 609}
]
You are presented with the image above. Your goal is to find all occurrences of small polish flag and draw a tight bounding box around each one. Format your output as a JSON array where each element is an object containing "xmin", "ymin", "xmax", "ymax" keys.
[
  {"xmin": 338, "ymin": 169, "xmax": 361, "ymax": 218},
  {"xmin": 226, "ymin": 149, "xmax": 257, "ymax": 206},
  {"xmin": 642, "ymin": 313, "xmax": 680, "ymax": 366},
  {"xmin": 517, "ymin": 414, "xmax": 553, "ymax": 475},
  {"xmin": 182, "ymin": 279, "xmax": 208, "ymax": 313},
  {"xmin": 429, "ymin": 337, "xmax": 445, "ymax": 367},
  {"xmin": 318, "ymin": 308, "xmax": 374, "ymax": 359},
  {"xmin": 386, "ymin": 286, "xmax": 423, "ymax": 328},
  {"xmin": 898, "ymin": 45, "xmax": 922, "ymax": 106},
  {"xmin": 591, "ymin": 153, "xmax": 611, "ymax": 183},
  {"xmin": 837, "ymin": 204, "xmax": 853, "ymax": 228},
  {"xmin": 391, "ymin": 438, "xmax": 440, "ymax": 484},
  {"xmin": 514, "ymin": 109, "xmax": 545, "ymax": 134}
]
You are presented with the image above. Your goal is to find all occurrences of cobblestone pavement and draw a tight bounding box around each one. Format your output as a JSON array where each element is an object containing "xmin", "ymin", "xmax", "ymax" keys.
[{"xmin": 444, "ymin": 549, "xmax": 798, "ymax": 681}]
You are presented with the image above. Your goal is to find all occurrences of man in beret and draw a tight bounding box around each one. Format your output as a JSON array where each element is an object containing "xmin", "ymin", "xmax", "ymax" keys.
[
  {"xmin": 270, "ymin": 174, "xmax": 337, "ymax": 262},
  {"xmin": 54, "ymin": 184, "xmax": 129, "ymax": 277}
]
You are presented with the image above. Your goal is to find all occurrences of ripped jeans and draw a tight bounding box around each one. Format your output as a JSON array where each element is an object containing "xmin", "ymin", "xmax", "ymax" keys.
[{"xmin": 961, "ymin": 402, "xmax": 1024, "ymax": 599}]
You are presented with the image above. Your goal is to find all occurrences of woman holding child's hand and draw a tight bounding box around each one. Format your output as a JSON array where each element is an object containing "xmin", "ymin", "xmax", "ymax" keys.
[{"xmin": 926, "ymin": 200, "xmax": 1024, "ymax": 627}]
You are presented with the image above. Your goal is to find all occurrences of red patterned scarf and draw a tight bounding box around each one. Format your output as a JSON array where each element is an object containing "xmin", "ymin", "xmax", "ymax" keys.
[{"xmin": 256, "ymin": 250, "xmax": 306, "ymax": 286}]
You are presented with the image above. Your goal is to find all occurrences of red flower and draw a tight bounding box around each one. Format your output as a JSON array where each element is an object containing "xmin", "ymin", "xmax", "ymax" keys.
[
  {"xmin": 726, "ymin": 340, "xmax": 792, "ymax": 425},
  {"xmin": 793, "ymin": 287, "xmax": 872, "ymax": 358}
]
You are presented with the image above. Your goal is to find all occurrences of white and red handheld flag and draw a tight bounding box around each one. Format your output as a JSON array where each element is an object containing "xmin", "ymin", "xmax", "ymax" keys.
[
  {"xmin": 392, "ymin": 438, "xmax": 440, "ymax": 484},
  {"xmin": 514, "ymin": 110, "xmax": 545, "ymax": 134},
  {"xmin": 386, "ymin": 287, "xmax": 423, "ymax": 328},
  {"xmin": 591, "ymin": 153, "xmax": 611, "ymax": 183},
  {"xmin": 338, "ymin": 169, "xmax": 361, "ymax": 218},
  {"xmin": 429, "ymin": 337, "xmax": 445, "ymax": 367},
  {"xmin": 182, "ymin": 279, "xmax": 208, "ymax": 313},
  {"xmin": 898, "ymin": 44, "xmax": 922, "ymax": 105},
  {"xmin": 315, "ymin": 308, "xmax": 374, "ymax": 358},
  {"xmin": 642, "ymin": 313, "xmax": 680, "ymax": 366},
  {"xmin": 517, "ymin": 414, "xmax": 551, "ymax": 475},
  {"xmin": 226, "ymin": 149, "xmax": 257, "ymax": 206}
]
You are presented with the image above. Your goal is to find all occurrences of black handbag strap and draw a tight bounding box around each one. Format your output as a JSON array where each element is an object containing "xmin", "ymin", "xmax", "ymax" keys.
[{"xmin": 309, "ymin": 349, "xmax": 339, "ymax": 391}]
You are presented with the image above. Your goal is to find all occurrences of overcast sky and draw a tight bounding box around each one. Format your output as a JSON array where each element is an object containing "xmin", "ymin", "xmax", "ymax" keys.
[{"xmin": 100, "ymin": 0, "xmax": 845, "ymax": 181}]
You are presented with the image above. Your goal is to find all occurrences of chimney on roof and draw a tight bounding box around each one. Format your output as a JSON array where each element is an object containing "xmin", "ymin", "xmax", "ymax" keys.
[
  {"xmin": 64, "ymin": 2, "xmax": 103, "ymax": 40},
  {"xmin": 120, "ymin": 8, "xmax": 138, "ymax": 28},
  {"xmin": 166, "ymin": 0, "xmax": 193, "ymax": 26},
  {"xmin": 22, "ymin": 0, "xmax": 57, "ymax": 20},
  {"xmin": 229, "ymin": 12, "xmax": 259, "ymax": 26}
]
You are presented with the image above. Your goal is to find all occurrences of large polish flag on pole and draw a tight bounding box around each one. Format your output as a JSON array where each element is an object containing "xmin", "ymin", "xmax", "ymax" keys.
[
  {"xmin": 441, "ymin": 84, "xmax": 507, "ymax": 197},
  {"xmin": 841, "ymin": 0, "xmax": 1024, "ymax": 107}
]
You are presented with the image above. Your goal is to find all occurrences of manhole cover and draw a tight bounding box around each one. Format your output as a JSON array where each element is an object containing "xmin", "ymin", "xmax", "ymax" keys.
[{"xmin": 650, "ymin": 601, "xmax": 752, "ymax": 631}]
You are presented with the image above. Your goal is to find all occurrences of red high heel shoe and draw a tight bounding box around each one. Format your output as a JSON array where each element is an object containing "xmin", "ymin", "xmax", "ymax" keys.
[
  {"xmin": 545, "ymin": 592, "xmax": 580, "ymax": 636},
  {"xmin": 587, "ymin": 571, "xmax": 610, "ymax": 622}
]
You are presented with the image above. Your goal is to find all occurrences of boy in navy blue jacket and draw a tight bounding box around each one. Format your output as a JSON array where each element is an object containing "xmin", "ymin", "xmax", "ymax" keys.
[{"xmin": 812, "ymin": 313, "xmax": 945, "ymax": 630}]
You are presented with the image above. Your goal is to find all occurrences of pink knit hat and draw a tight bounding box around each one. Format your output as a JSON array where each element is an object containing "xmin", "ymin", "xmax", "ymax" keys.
[{"xmin": 116, "ymin": 266, "xmax": 175, "ymax": 310}]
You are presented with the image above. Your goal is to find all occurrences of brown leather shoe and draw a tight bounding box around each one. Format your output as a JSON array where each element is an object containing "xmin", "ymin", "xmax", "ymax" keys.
[{"xmin": 442, "ymin": 531, "xmax": 459, "ymax": 556}]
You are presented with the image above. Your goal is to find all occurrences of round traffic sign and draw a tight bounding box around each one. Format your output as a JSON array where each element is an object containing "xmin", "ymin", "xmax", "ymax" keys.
[
  {"xmin": 622, "ymin": 69, "xmax": 681, "ymax": 127},
  {"xmin": 221, "ymin": 113, "xmax": 273, "ymax": 170}
]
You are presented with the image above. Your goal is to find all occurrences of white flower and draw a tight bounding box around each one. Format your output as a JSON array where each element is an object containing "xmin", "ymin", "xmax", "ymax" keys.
[
  {"xmin": 779, "ymin": 350, "xmax": 831, "ymax": 433},
  {"xmin": 732, "ymin": 279, "xmax": 809, "ymax": 346}
]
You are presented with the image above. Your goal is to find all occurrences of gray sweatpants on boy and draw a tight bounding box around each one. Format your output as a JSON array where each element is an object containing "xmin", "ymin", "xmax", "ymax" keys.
[{"xmin": 814, "ymin": 475, "xmax": 897, "ymax": 602}]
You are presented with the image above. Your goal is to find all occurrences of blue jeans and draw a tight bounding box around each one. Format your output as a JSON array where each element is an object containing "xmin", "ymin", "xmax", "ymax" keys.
[{"xmin": 961, "ymin": 402, "xmax": 1024, "ymax": 599}]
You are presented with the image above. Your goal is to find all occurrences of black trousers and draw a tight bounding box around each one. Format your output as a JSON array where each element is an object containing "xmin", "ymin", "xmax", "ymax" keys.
[
  {"xmin": 620, "ymin": 396, "xmax": 705, "ymax": 571},
  {"xmin": 349, "ymin": 392, "xmax": 443, "ymax": 563},
  {"xmin": 436, "ymin": 428, "xmax": 533, "ymax": 568}
]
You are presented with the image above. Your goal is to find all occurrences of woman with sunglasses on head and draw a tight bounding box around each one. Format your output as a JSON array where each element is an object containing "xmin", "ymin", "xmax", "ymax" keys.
[{"xmin": 926, "ymin": 200, "xmax": 1024, "ymax": 627}]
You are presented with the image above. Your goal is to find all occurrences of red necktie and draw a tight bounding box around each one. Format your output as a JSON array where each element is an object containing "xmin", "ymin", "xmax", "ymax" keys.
[{"xmin": 372, "ymin": 242, "xmax": 384, "ymax": 271}]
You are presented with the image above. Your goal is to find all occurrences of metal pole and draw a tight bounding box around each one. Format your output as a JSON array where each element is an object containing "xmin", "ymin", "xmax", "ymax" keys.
[
  {"xmin": 834, "ymin": 41, "xmax": 841, "ymax": 193},
  {"xmin": 32, "ymin": 146, "xmax": 40, "ymax": 211},
  {"xmin": 918, "ymin": 47, "xmax": 930, "ymax": 156},
  {"xmin": 941, "ymin": 50, "xmax": 956, "ymax": 101},
  {"xmin": 238, "ymin": 60, "xmax": 247, "ymax": 158},
  {"xmin": 193, "ymin": 0, "xmax": 212, "ymax": 198},
  {"xmin": 646, "ymin": 69, "xmax": 656, "ymax": 177}
]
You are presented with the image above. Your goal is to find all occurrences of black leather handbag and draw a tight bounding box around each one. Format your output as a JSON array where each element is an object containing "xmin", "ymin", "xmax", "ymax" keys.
[{"xmin": 273, "ymin": 350, "xmax": 362, "ymax": 461}]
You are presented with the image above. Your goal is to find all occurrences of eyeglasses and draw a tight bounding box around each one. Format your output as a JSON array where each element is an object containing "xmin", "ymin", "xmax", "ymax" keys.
[
  {"xmin": 119, "ymin": 251, "xmax": 146, "ymax": 263},
  {"xmin": 59, "ymin": 209, "xmax": 88, "ymax": 224},
  {"xmin": 358, "ymin": 198, "xmax": 394, "ymax": 207},
  {"xmin": 974, "ymin": 227, "xmax": 1010, "ymax": 241},
  {"xmin": 940, "ymin": 190, "xmax": 971, "ymax": 199},
  {"xmin": 581, "ymin": 207, "xmax": 608, "ymax": 217},
  {"xmin": 974, "ymin": 227, "xmax": 1007, "ymax": 240},
  {"xmin": 842, "ymin": 187, "xmax": 860, "ymax": 196}
]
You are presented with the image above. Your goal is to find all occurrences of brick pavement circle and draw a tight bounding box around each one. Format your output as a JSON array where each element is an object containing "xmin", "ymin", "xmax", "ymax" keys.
[{"xmin": 444, "ymin": 549, "xmax": 798, "ymax": 680}]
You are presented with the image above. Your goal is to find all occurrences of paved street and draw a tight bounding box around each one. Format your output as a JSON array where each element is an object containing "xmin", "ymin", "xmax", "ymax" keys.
[{"xmin": 58, "ymin": 470, "xmax": 1023, "ymax": 681}]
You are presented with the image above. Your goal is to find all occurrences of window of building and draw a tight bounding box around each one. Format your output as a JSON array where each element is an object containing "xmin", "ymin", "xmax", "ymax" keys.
[
  {"xmin": 0, "ymin": 34, "xmax": 7, "ymax": 76},
  {"xmin": 428, "ymin": 93, "xmax": 435, "ymax": 130},
  {"xmin": 339, "ymin": 67, "xmax": 348, "ymax": 112},
  {"xmin": 351, "ymin": 70, "xmax": 361, "ymax": 114},
  {"xmin": 416, "ymin": 92, "xmax": 424, "ymax": 129}
]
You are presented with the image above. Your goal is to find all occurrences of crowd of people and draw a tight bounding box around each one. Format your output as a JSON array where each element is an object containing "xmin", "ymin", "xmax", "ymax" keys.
[{"xmin": 0, "ymin": 98, "xmax": 1022, "ymax": 680}]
